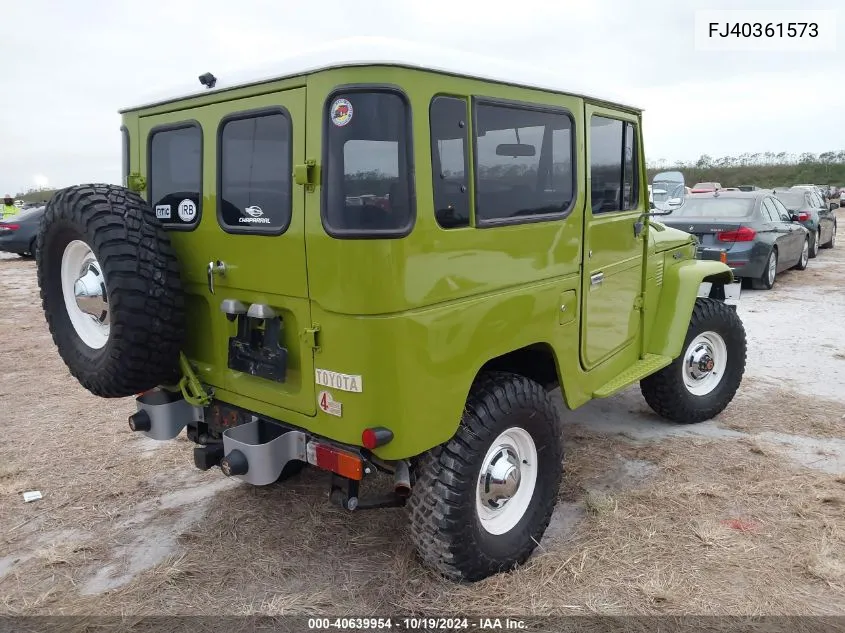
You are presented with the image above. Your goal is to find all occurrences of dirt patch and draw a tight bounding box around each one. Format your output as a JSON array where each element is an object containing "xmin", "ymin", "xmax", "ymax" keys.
[{"xmin": 2, "ymin": 216, "xmax": 845, "ymax": 616}]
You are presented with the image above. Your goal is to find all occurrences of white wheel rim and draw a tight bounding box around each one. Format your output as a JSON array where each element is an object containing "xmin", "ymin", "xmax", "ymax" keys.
[
  {"xmin": 61, "ymin": 240, "xmax": 110, "ymax": 349},
  {"xmin": 767, "ymin": 252, "xmax": 776, "ymax": 285},
  {"xmin": 476, "ymin": 427, "xmax": 538, "ymax": 536},
  {"xmin": 802, "ymin": 240, "xmax": 809, "ymax": 266},
  {"xmin": 813, "ymin": 232, "xmax": 820, "ymax": 256},
  {"xmin": 682, "ymin": 331, "xmax": 728, "ymax": 396}
]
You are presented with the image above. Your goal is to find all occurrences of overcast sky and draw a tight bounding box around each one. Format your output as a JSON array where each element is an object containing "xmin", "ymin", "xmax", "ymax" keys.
[{"xmin": 1, "ymin": 0, "xmax": 841, "ymax": 195}]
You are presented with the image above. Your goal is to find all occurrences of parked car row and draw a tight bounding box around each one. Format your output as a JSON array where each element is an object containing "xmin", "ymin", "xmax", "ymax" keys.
[
  {"xmin": 651, "ymin": 174, "xmax": 839, "ymax": 290},
  {"xmin": 0, "ymin": 204, "xmax": 45, "ymax": 257}
]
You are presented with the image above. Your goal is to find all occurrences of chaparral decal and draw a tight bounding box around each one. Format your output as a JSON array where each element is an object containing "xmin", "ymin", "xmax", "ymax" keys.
[
  {"xmin": 239, "ymin": 204, "xmax": 271, "ymax": 224},
  {"xmin": 315, "ymin": 368, "xmax": 362, "ymax": 393},
  {"xmin": 318, "ymin": 390, "xmax": 342, "ymax": 417},
  {"xmin": 330, "ymin": 98, "xmax": 353, "ymax": 127}
]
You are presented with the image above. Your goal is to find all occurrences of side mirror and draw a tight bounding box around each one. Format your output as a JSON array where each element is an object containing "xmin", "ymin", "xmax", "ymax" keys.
[
  {"xmin": 832, "ymin": 202, "xmax": 839, "ymax": 212},
  {"xmin": 667, "ymin": 197, "xmax": 683, "ymax": 207}
]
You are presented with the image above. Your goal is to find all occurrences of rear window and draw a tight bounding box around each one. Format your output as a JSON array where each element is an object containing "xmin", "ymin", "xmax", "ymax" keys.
[
  {"xmin": 774, "ymin": 191, "xmax": 807, "ymax": 211},
  {"xmin": 674, "ymin": 197, "xmax": 755, "ymax": 217},
  {"xmin": 323, "ymin": 90, "xmax": 414, "ymax": 238},
  {"xmin": 148, "ymin": 123, "xmax": 202, "ymax": 228},
  {"xmin": 218, "ymin": 110, "xmax": 292, "ymax": 234}
]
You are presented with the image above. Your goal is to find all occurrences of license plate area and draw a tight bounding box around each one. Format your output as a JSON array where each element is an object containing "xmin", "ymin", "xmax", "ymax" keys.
[{"xmin": 226, "ymin": 305, "xmax": 288, "ymax": 383}]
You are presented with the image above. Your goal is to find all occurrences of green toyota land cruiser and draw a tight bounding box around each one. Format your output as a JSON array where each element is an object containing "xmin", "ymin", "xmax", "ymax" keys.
[{"xmin": 36, "ymin": 38, "xmax": 746, "ymax": 582}]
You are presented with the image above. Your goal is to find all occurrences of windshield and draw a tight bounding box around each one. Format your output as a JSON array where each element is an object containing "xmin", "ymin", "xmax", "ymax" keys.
[{"xmin": 671, "ymin": 197, "xmax": 755, "ymax": 218}]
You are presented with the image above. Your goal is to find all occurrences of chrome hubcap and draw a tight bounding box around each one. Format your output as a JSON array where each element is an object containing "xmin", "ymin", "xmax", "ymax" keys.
[
  {"xmin": 478, "ymin": 446, "xmax": 522, "ymax": 509},
  {"xmin": 73, "ymin": 260, "xmax": 109, "ymax": 324},
  {"xmin": 802, "ymin": 241, "xmax": 809, "ymax": 265},
  {"xmin": 814, "ymin": 232, "xmax": 820, "ymax": 255},
  {"xmin": 687, "ymin": 343, "xmax": 716, "ymax": 382},
  {"xmin": 768, "ymin": 254, "xmax": 776, "ymax": 284},
  {"xmin": 682, "ymin": 331, "xmax": 728, "ymax": 396}
]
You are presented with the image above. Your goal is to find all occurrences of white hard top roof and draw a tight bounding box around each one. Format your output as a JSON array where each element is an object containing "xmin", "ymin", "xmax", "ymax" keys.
[{"xmin": 121, "ymin": 36, "xmax": 641, "ymax": 113}]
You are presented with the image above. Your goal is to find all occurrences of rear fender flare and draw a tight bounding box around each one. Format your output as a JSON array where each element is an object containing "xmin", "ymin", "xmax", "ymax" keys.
[{"xmin": 647, "ymin": 260, "xmax": 735, "ymax": 359}]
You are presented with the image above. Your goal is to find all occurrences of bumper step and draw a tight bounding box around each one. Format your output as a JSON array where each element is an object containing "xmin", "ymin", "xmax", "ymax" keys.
[
  {"xmin": 131, "ymin": 389, "xmax": 201, "ymax": 440},
  {"xmin": 220, "ymin": 419, "xmax": 307, "ymax": 486}
]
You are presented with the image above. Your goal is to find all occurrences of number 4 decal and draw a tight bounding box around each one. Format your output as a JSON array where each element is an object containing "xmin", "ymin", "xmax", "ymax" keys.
[{"xmin": 318, "ymin": 390, "xmax": 342, "ymax": 417}]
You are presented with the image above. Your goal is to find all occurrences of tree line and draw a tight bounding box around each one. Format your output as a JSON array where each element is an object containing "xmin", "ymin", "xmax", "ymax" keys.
[{"xmin": 647, "ymin": 151, "xmax": 845, "ymax": 189}]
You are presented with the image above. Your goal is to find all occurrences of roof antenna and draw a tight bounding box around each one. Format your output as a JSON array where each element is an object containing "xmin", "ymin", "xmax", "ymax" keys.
[{"xmin": 198, "ymin": 72, "xmax": 217, "ymax": 89}]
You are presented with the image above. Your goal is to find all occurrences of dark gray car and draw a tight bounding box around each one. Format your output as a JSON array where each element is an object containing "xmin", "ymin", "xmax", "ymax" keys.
[
  {"xmin": 660, "ymin": 192, "xmax": 810, "ymax": 290},
  {"xmin": 0, "ymin": 206, "xmax": 45, "ymax": 257},
  {"xmin": 773, "ymin": 189, "xmax": 836, "ymax": 257}
]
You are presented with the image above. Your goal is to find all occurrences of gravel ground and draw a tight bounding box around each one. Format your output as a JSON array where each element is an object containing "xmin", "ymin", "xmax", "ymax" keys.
[{"xmin": 1, "ymin": 212, "xmax": 843, "ymax": 619}]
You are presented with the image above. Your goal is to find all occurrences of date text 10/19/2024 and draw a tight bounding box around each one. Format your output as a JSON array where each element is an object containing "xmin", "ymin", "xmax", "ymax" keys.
[{"xmin": 307, "ymin": 618, "xmax": 527, "ymax": 630}]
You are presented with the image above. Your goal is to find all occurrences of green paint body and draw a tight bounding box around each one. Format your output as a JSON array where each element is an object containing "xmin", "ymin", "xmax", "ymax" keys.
[{"xmin": 121, "ymin": 65, "xmax": 733, "ymax": 460}]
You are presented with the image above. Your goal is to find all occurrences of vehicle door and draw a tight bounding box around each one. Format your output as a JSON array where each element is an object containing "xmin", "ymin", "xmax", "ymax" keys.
[
  {"xmin": 138, "ymin": 88, "xmax": 316, "ymax": 416},
  {"xmin": 811, "ymin": 191, "xmax": 834, "ymax": 243},
  {"xmin": 580, "ymin": 106, "xmax": 644, "ymax": 371},
  {"xmin": 771, "ymin": 196, "xmax": 803, "ymax": 268},
  {"xmin": 760, "ymin": 198, "xmax": 792, "ymax": 267}
]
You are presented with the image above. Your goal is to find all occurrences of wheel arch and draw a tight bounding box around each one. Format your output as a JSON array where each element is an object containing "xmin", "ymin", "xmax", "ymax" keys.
[
  {"xmin": 479, "ymin": 342, "xmax": 563, "ymax": 395},
  {"xmin": 646, "ymin": 260, "xmax": 735, "ymax": 360}
]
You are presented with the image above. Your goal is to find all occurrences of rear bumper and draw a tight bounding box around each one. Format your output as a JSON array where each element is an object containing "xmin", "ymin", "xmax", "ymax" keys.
[
  {"xmin": 130, "ymin": 389, "xmax": 369, "ymax": 486},
  {"xmin": 0, "ymin": 234, "xmax": 28, "ymax": 254}
]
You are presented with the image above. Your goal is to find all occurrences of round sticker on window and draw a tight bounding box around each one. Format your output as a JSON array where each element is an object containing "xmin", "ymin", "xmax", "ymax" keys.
[
  {"xmin": 178, "ymin": 199, "xmax": 197, "ymax": 222},
  {"xmin": 330, "ymin": 98, "xmax": 353, "ymax": 127}
]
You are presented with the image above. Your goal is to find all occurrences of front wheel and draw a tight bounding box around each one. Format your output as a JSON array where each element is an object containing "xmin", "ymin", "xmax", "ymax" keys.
[
  {"xmin": 640, "ymin": 298, "xmax": 746, "ymax": 424},
  {"xmin": 821, "ymin": 223, "xmax": 836, "ymax": 249},
  {"xmin": 408, "ymin": 372, "xmax": 563, "ymax": 582},
  {"xmin": 793, "ymin": 237, "xmax": 809, "ymax": 270}
]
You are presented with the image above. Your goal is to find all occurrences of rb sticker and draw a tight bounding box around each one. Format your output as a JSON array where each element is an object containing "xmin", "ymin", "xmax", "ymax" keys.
[
  {"xmin": 330, "ymin": 98, "xmax": 353, "ymax": 127},
  {"xmin": 318, "ymin": 390, "xmax": 342, "ymax": 417}
]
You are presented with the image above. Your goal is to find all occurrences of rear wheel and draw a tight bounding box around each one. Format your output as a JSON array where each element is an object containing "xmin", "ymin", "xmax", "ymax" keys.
[
  {"xmin": 640, "ymin": 298, "xmax": 746, "ymax": 424},
  {"xmin": 408, "ymin": 372, "xmax": 563, "ymax": 581},
  {"xmin": 810, "ymin": 229, "xmax": 820, "ymax": 258},
  {"xmin": 37, "ymin": 184, "xmax": 185, "ymax": 397},
  {"xmin": 752, "ymin": 248, "xmax": 777, "ymax": 290},
  {"xmin": 793, "ymin": 237, "xmax": 809, "ymax": 270}
]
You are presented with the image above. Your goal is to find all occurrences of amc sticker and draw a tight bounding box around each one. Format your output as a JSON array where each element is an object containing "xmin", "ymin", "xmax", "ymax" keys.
[
  {"xmin": 318, "ymin": 391, "xmax": 342, "ymax": 417},
  {"xmin": 315, "ymin": 368, "xmax": 362, "ymax": 393}
]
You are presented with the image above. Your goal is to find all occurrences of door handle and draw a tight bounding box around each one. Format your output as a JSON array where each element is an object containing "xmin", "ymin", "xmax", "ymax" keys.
[
  {"xmin": 590, "ymin": 272, "xmax": 604, "ymax": 287},
  {"xmin": 207, "ymin": 260, "xmax": 226, "ymax": 295}
]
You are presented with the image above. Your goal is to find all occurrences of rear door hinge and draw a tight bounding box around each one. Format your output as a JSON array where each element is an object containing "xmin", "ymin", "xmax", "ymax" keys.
[
  {"xmin": 302, "ymin": 325, "xmax": 321, "ymax": 351},
  {"xmin": 294, "ymin": 160, "xmax": 320, "ymax": 193}
]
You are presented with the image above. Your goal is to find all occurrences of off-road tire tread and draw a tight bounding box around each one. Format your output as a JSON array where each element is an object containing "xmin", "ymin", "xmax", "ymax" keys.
[
  {"xmin": 36, "ymin": 184, "xmax": 185, "ymax": 397},
  {"xmin": 640, "ymin": 298, "xmax": 746, "ymax": 424},
  {"xmin": 407, "ymin": 371, "xmax": 563, "ymax": 582}
]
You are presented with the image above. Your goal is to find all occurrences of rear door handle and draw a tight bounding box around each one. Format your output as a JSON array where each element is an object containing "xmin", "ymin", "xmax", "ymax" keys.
[{"xmin": 590, "ymin": 272, "xmax": 604, "ymax": 287}]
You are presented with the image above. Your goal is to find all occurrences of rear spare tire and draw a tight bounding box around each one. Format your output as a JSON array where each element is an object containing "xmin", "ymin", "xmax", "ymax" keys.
[{"xmin": 36, "ymin": 184, "xmax": 185, "ymax": 397}]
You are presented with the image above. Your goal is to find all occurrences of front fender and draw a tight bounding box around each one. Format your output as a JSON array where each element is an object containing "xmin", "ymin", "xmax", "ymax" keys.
[{"xmin": 646, "ymin": 260, "xmax": 734, "ymax": 359}]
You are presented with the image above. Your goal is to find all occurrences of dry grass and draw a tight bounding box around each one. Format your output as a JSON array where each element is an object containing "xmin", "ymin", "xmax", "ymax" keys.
[{"xmin": 2, "ymin": 245, "xmax": 845, "ymax": 617}]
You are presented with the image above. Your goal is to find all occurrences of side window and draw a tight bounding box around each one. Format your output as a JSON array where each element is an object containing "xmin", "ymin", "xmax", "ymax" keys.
[
  {"xmin": 473, "ymin": 101, "xmax": 574, "ymax": 224},
  {"xmin": 218, "ymin": 110, "xmax": 291, "ymax": 234},
  {"xmin": 323, "ymin": 91, "xmax": 414, "ymax": 237},
  {"xmin": 771, "ymin": 197, "xmax": 791, "ymax": 221},
  {"xmin": 149, "ymin": 124, "xmax": 202, "ymax": 228},
  {"xmin": 590, "ymin": 116, "xmax": 639, "ymax": 213},
  {"xmin": 430, "ymin": 96, "xmax": 470, "ymax": 229},
  {"xmin": 810, "ymin": 192, "xmax": 823, "ymax": 208},
  {"xmin": 761, "ymin": 198, "xmax": 778, "ymax": 222}
]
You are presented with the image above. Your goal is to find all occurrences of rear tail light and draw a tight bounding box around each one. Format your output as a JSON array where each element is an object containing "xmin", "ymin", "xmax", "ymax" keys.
[
  {"xmin": 797, "ymin": 212, "xmax": 810, "ymax": 222},
  {"xmin": 307, "ymin": 441, "xmax": 364, "ymax": 480},
  {"xmin": 0, "ymin": 223, "xmax": 19, "ymax": 233},
  {"xmin": 720, "ymin": 251, "xmax": 727, "ymax": 264},
  {"xmin": 718, "ymin": 226, "xmax": 756, "ymax": 242}
]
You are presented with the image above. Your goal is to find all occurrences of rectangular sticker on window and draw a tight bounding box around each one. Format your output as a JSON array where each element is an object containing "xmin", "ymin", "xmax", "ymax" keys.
[{"xmin": 155, "ymin": 204, "xmax": 172, "ymax": 220}]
